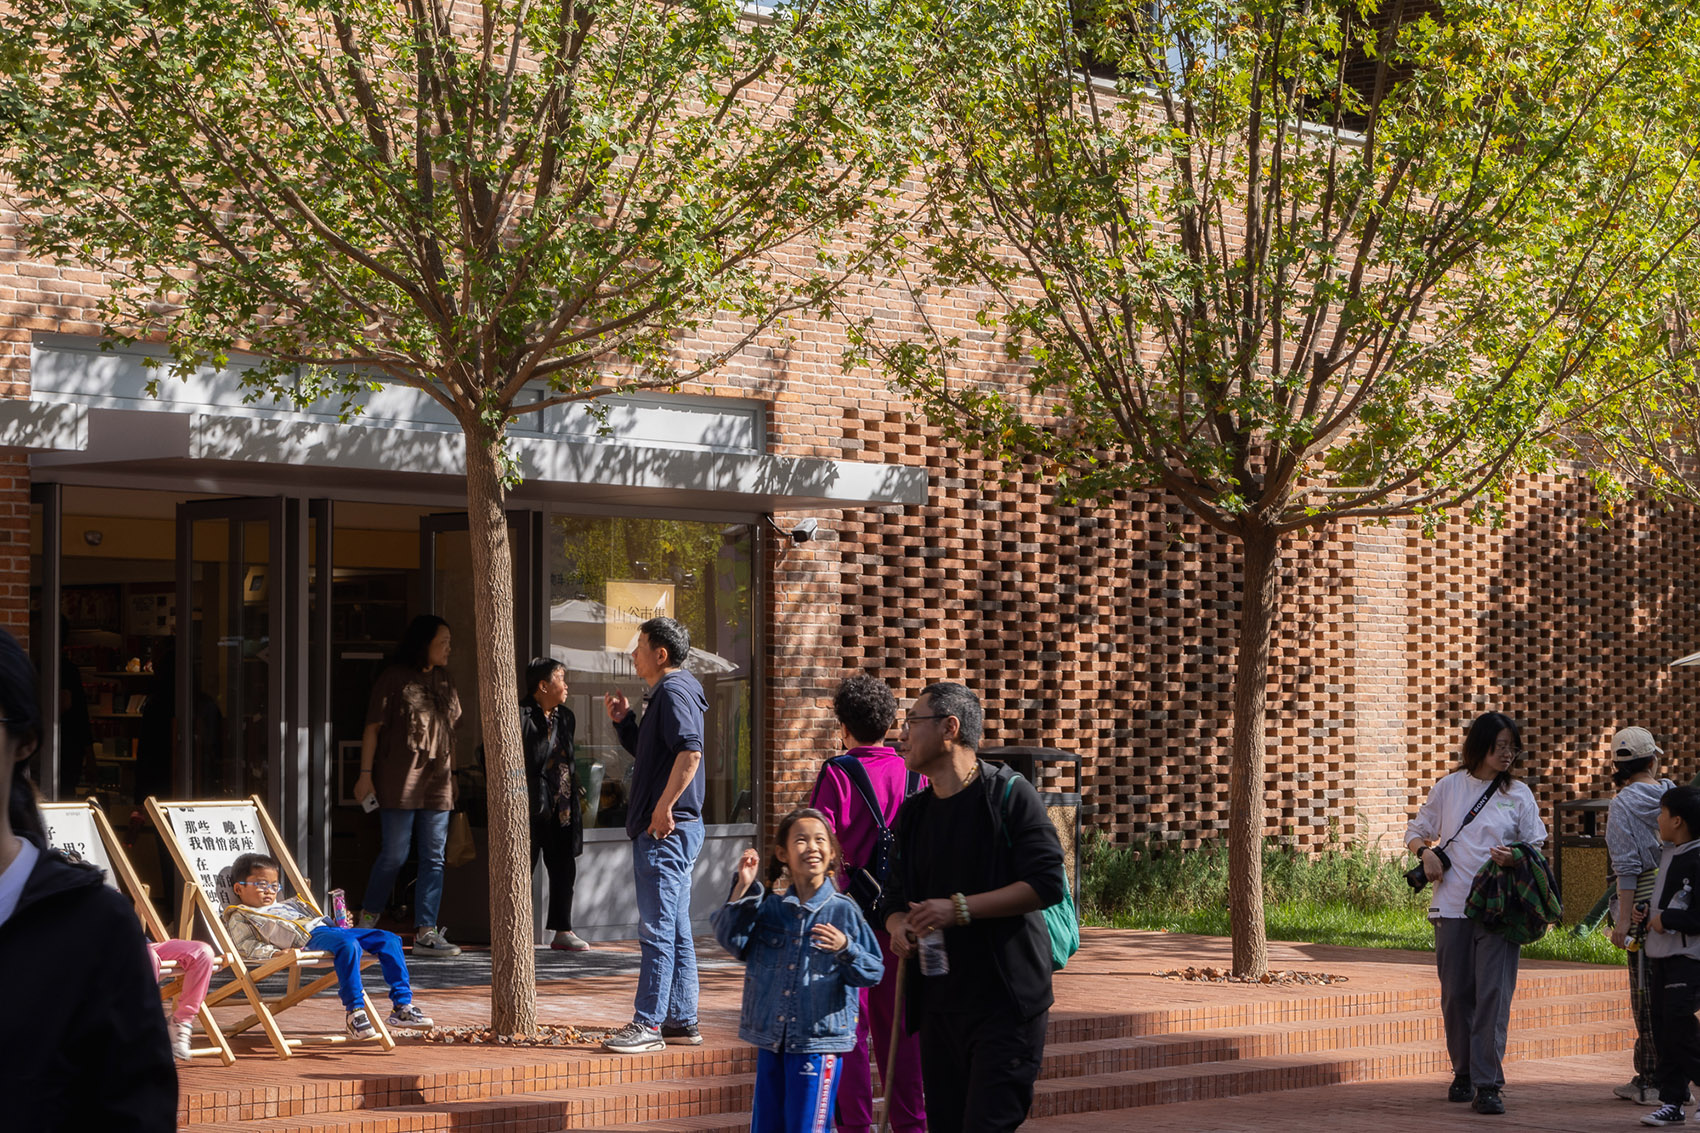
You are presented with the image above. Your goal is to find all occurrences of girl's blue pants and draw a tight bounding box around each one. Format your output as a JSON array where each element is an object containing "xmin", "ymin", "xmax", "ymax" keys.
[{"xmin": 751, "ymin": 1050, "xmax": 842, "ymax": 1133}]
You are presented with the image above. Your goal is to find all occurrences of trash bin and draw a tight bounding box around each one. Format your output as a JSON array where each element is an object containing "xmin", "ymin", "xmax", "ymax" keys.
[
  {"xmin": 981, "ymin": 746, "xmax": 1081, "ymax": 917},
  {"xmin": 1553, "ymin": 797, "xmax": 1611, "ymax": 927}
]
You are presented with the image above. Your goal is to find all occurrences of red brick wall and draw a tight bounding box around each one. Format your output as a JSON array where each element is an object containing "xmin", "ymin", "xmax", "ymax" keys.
[
  {"xmin": 0, "ymin": 450, "xmax": 30, "ymax": 643},
  {"xmin": 8, "ymin": 184, "xmax": 1700, "ymax": 860},
  {"xmin": 1404, "ymin": 478, "xmax": 1700, "ymax": 847}
]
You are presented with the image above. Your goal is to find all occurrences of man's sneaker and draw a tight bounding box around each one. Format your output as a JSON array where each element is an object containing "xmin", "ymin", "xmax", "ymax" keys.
[
  {"xmin": 1624, "ymin": 1080, "xmax": 1653, "ymax": 1103},
  {"xmin": 412, "ymin": 927, "xmax": 462, "ymax": 956},
  {"xmin": 1472, "ymin": 1087, "xmax": 1505, "ymax": 1115},
  {"xmin": 387, "ymin": 1003, "xmax": 433, "ymax": 1029},
  {"xmin": 169, "ymin": 1018, "xmax": 194, "ymax": 1061},
  {"xmin": 550, "ymin": 931, "xmax": 591, "ymax": 952},
  {"xmin": 346, "ymin": 1008, "xmax": 377, "ymax": 1040},
  {"xmin": 1448, "ymin": 1073, "xmax": 1473, "ymax": 1103},
  {"xmin": 1643, "ymin": 1104, "xmax": 1687, "ymax": 1127},
  {"xmin": 661, "ymin": 1022, "xmax": 703, "ymax": 1046},
  {"xmin": 602, "ymin": 1021, "xmax": 665, "ymax": 1054},
  {"xmin": 357, "ymin": 910, "xmax": 380, "ymax": 930}
]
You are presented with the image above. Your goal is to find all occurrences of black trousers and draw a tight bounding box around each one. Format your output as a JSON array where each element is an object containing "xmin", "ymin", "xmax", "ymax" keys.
[
  {"xmin": 530, "ymin": 820, "xmax": 578, "ymax": 932},
  {"xmin": 918, "ymin": 1006, "xmax": 1048, "ymax": 1133},
  {"xmin": 1651, "ymin": 955, "xmax": 1700, "ymax": 1105}
]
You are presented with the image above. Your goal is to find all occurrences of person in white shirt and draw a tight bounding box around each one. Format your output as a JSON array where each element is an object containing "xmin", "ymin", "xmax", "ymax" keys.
[{"xmin": 1405, "ymin": 712, "xmax": 1547, "ymax": 1117}]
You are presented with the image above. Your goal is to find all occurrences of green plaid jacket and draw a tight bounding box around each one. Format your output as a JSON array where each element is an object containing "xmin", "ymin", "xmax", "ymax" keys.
[{"xmin": 1464, "ymin": 843, "xmax": 1564, "ymax": 945}]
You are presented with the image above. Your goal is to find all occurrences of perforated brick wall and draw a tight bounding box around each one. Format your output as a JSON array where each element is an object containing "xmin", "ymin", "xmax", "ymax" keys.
[
  {"xmin": 1403, "ymin": 478, "xmax": 1700, "ymax": 844},
  {"xmin": 827, "ymin": 417, "xmax": 1362, "ymax": 851}
]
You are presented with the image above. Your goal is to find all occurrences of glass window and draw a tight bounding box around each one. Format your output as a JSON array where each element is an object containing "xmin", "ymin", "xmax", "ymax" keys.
[{"xmin": 547, "ymin": 516, "xmax": 755, "ymax": 828}]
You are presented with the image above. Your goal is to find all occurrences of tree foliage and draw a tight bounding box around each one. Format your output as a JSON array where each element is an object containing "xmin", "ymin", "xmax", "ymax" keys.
[
  {"xmin": 0, "ymin": 0, "xmax": 922, "ymax": 1029},
  {"xmin": 0, "ymin": 0, "xmax": 918, "ymax": 418},
  {"xmin": 856, "ymin": 0, "xmax": 1700, "ymax": 974}
]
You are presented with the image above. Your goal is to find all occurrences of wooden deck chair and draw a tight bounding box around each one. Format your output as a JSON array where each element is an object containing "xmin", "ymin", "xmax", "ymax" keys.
[
  {"xmin": 41, "ymin": 798, "xmax": 237, "ymax": 1065},
  {"xmin": 145, "ymin": 795, "xmax": 395, "ymax": 1059}
]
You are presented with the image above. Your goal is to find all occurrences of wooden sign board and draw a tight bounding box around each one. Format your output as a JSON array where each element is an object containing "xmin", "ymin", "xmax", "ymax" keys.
[
  {"xmin": 42, "ymin": 806, "xmax": 118, "ymax": 889},
  {"xmin": 155, "ymin": 803, "xmax": 273, "ymax": 910}
]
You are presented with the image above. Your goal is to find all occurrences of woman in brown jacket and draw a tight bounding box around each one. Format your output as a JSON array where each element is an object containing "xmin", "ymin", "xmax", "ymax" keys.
[{"xmin": 354, "ymin": 615, "xmax": 464, "ymax": 955}]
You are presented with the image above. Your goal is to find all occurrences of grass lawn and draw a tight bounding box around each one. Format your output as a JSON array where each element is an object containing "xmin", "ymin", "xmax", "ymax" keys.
[{"xmin": 1093, "ymin": 899, "xmax": 1626, "ymax": 965}]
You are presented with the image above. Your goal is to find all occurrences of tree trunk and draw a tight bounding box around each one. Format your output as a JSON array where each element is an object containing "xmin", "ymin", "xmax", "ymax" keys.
[
  {"xmin": 462, "ymin": 415, "xmax": 538, "ymax": 1035},
  {"xmin": 1227, "ymin": 524, "xmax": 1282, "ymax": 978}
]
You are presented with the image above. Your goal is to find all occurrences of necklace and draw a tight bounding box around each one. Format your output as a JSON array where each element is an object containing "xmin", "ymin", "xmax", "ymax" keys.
[{"xmin": 960, "ymin": 761, "xmax": 980, "ymax": 786}]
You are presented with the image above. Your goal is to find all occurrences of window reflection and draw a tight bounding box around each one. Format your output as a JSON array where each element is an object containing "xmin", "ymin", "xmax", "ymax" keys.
[{"xmin": 547, "ymin": 517, "xmax": 754, "ymax": 827}]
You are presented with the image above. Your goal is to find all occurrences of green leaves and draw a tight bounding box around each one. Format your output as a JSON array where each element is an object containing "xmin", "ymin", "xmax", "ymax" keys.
[
  {"xmin": 0, "ymin": 0, "xmax": 925, "ymax": 427},
  {"xmin": 860, "ymin": 0, "xmax": 1700, "ymax": 534}
]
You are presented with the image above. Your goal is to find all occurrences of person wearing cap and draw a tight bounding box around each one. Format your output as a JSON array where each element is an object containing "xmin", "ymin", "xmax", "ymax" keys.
[{"xmin": 1609, "ymin": 726, "xmax": 1677, "ymax": 1106}]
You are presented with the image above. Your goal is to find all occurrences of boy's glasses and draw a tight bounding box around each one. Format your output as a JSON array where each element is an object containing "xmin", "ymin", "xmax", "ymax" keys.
[{"xmin": 238, "ymin": 880, "xmax": 281, "ymax": 892}]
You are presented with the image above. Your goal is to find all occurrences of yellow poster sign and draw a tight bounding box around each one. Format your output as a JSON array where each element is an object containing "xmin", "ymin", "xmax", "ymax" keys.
[{"xmin": 604, "ymin": 581, "xmax": 675, "ymax": 651}]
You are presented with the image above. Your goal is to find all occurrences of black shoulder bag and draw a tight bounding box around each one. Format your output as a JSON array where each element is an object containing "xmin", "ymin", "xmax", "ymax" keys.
[
  {"xmin": 814, "ymin": 755, "xmax": 919, "ymax": 921},
  {"xmin": 1406, "ymin": 777, "xmax": 1502, "ymax": 891}
]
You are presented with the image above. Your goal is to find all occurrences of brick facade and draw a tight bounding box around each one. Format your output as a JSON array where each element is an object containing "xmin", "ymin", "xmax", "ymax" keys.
[
  {"xmin": 0, "ymin": 450, "xmax": 29, "ymax": 641},
  {"xmin": 7, "ymin": 198, "xmax": 1700, "ymax": 863}
]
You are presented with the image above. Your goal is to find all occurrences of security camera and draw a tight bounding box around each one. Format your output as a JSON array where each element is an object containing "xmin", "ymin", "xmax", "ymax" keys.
[{"xmin": 790, "ymin": 518, "xmax": 820, "ymax": 544}]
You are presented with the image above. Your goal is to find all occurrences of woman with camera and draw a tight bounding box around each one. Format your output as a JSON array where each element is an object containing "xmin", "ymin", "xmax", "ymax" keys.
[{"xmin": 1404, "ymin": 712, "xmax": 1547, "ymax": 1117}]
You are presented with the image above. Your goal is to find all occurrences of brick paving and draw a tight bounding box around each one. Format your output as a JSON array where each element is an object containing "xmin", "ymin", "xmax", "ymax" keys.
[{"xmin": 175, "ymin": 928, "xmax": 1642, "ymax": 1131}]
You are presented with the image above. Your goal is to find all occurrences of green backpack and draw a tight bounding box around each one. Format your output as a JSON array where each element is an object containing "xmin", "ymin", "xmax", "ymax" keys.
[{"xmin": 997, "ymin": 773, "xmax": 1080, "ymax": 971}]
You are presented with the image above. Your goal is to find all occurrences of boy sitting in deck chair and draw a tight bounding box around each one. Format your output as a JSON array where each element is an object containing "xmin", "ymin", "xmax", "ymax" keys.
[{"xmin": 223, "ymin": 852, "xmax": 434, "ymax": 1039}]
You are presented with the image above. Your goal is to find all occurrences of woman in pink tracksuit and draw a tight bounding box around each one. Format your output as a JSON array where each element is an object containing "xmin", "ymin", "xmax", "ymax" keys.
[
  {"xmin": 148, "ymin": 939, "xmax": 216, "ymax": 1060},
  {"xmin": 810, "ymin": 675, "xmax": 925, "ymax": 1133}
]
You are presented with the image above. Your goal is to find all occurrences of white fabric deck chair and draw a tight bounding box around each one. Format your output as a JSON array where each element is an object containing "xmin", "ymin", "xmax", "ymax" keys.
[
  {"xmin": 41, "ymin": 798, "xmax": 237, "ymax": 1065},
  {"xmin": 145, "ymin": 795, "xmax": 395, "ymax": 1059}
]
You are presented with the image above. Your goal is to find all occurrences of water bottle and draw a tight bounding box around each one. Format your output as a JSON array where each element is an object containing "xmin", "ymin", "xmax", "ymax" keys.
[
  {"xmin": 328, "ymin": 887, "xmax": 352, "ymax": 928},
  {"xmin": 1674, "ymin": 881, "xmax": 1694, "ymax": 914},
  {"xmin": 918, "ymin": 929, "xmax": 949, "ymax": 977}
]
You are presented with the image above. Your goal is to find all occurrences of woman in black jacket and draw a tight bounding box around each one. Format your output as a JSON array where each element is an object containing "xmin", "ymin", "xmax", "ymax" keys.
[
  {"xmin": 0, "ymin": 627, "xmax": 177, "ymax": 1129},
  {"xmin": 521, "ymin": 657, "xmax": 587, "ymax": 951}
]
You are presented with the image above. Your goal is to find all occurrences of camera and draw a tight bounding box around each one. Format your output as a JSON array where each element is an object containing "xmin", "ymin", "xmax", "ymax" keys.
[{"xmin": 1405, "ymin": 846, "xmax": 1451, "ymax": 891}]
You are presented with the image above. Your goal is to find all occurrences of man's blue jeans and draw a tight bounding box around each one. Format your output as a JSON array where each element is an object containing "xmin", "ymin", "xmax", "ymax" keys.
[
  {"xmin": 362, "ymin": 807, "xmax": 450, "ymax": 928},
  {"xmin": 631, "ymin": 820, "xmax": 704, "ymax": 1028},
  {"xmin": 305, "ymin": 925, "xmax": 413, "ymax": 1012}
]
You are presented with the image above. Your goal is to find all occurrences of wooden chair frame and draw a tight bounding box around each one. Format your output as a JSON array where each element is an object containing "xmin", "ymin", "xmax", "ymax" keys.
[
  {"xmin": 41, "ymin": 798, "xmax": 237, "ymax": 1065},
  {"xmin": 145, "ymin": 795, "xmax": 395, "ymax": 1059}
]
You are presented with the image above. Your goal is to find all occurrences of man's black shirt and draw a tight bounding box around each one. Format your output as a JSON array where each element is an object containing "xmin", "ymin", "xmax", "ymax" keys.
[
  {"xmin": 900, "ymin": 776, "xmax": 1011, "ymax": 1013},
  {"xmin": 880, "ymin": 759, "xmax": 1067, "ymax": 1027}
]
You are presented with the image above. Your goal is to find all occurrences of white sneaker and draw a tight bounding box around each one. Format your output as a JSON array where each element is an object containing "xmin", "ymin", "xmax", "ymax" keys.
[
  {"xmin": 346, "ymin": 1008, "xmax": 377, "ymax": 1040},
  {"xmin": 169, "ymin": 1019, "xmax": 193, "ymax": 1061},
  {"xmin": 387, "ymin": 1002, "xmax": 433, "ymax": 1029},
  {"xmin": 412, "ymin": 927, "xmax": 462, "ymax": 956}
]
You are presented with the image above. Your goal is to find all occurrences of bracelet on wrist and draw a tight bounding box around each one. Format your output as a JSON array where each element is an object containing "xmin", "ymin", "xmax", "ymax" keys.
[{"xmin": 951, "ymin": 892, "xmax": 971, "ymax": 926}]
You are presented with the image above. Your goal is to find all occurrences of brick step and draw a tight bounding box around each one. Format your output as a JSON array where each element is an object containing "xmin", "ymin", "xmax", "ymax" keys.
[
  {"xmin": 187, "ymin": 1015, "xmax": 1634, "ymax": 1132},
  {"xmin": 184, "ymin": 977, "xmax": 1630, "ymax": 1127},
  {"xmin": 584, "ymin": 1118, "xmax": 750, "ymax": 1133},
  {"xmin": 1027, "ymin": 1018, "xmax": 1636, "ymax": 1118},
  {"xmin": 187, "ymin": 1072, "xmax": 758, "ymax": 1133},
  {"xmin": 180, "ymin": 1046, "xmax": 757, "ymax": 1126},
  {"xmin": 1017, "ymin": 1048, "xmax": 1623, "ymax": 1132},
  {"xmin": 1039, "ymin": 990, "xmax": 1629, "ymax": 1079},
  {"xmin": 1045, "ymin": 965, "xmax": 1624, "ymax": 1044}
]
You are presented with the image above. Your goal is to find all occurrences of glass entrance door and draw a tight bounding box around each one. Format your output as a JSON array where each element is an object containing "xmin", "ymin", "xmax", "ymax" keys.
[
  {"xmin": 418, "ymin": 510, "xmax": 538, "ymax": 942},
  {"xmin": 175, "ymin": 498, "xmax": 291, "ymax": 815},
  {"xmin": 419, "ymin": 511, "xmax": 540, "ymax": 739}
]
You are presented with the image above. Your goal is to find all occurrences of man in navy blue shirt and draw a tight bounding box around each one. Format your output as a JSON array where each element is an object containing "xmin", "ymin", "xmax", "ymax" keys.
[{"xmin": 600, "ymin": 616, "xmax": 710, "ymax": 1054}]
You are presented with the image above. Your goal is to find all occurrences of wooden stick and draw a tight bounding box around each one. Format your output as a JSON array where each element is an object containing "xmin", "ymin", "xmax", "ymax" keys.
[{"xmin": 877, "ymin": 959, "xmax": 909, "ymax": 1133}]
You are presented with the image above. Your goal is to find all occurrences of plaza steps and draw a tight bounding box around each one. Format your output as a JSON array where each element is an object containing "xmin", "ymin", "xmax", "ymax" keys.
[{"xmin": 182, "ymin": 964, "xmax": 1633, "ymax": 1131}]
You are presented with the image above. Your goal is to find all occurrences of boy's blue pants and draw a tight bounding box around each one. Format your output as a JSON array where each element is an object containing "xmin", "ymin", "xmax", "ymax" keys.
[
  {"xmin": 751, "ymin": 1050, "xmax": 841, "ymax": 1133},
  {"xmin": 305, "ymin": 925, "xmax": 412, "ymax": 1012}
]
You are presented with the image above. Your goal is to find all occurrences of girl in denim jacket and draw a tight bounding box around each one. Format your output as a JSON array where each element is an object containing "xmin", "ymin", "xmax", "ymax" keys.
[{"xmin": 713, "ymin": 807, "xmax": 884, "ymax": 1133}]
